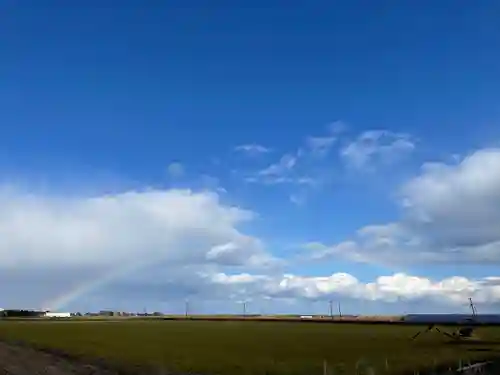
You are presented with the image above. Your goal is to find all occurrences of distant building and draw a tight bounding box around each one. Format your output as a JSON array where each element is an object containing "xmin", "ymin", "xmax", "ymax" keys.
[
  {"xmin": 99, "ymin": 310, "xmax": 131, "ymax": 317},
  {"xmin": 0, "ymin": 309, "xmax": 47, "ymax": 318},
  {"xmin": 45, "ymin": 312, "xmax": 71, "ymax": 318},
  {"xmin": 99, "ymin": 310, "xmax": 115, "ymax": 316}
]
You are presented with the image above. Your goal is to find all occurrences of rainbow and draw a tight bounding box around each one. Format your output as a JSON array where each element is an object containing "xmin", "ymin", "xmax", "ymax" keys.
[{"xmin": 42, "ymin": 256, "xmax": 161, "ymax": 311}]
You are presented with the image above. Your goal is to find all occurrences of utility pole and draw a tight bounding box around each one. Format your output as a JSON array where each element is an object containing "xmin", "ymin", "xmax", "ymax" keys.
[
  {"xmin": 185, "ymin": 299, "xmax": 189, "ymax": 318},
  {"xmin": 338, "ymin": 302, "xmax": 342, "ymax": 318},
  {"xmin": 243, "ymin": 301, "xmax": 247, "ymax": 317},
  {"xmin": 329, "ymin": 300, "xmax": 333, "ymax": 319},
  {"xmin": 469, "ymin": 297, "xmax": 477, "ymax": 317}
]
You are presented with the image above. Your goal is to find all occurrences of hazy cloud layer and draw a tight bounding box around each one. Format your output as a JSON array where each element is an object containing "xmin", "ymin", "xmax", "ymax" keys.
[{"xmin": 240, "ymin": 126, "xmax": 415, "ymax": 195}]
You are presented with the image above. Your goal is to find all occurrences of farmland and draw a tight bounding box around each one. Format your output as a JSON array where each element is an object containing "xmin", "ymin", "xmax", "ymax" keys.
[{"xmin": 0, "ymin": 319, "xmax": 499, "ymax": 375}]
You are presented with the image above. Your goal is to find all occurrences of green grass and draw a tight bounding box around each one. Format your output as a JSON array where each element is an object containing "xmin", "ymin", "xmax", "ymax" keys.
[{"xmin": 0, "ymin": 320, "xmax": 499, "ymax": 375}]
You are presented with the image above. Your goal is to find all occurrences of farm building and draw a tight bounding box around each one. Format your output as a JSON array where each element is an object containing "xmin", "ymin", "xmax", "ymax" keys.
[{"xmin": 45, "ymin": 312, "xmax": 71, "ymax": 318}]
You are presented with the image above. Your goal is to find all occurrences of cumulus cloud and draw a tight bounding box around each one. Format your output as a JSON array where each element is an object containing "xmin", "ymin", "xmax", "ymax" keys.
[
  {"xmin": 99, "ymin": 268, "xmax": 500, "ymax": 312},
  {"xmin": 0, "ymin": 188, "xmax": 270, "ymax": 267},
  {"xmin": 203, "ymin": 271, "xmax": 500, "ymax": 308},
  {"xmin": 305, "ymin": 148, "xmax": 500, "ymax": 265},
  {"xmin": 400, "ymin": 149, "xmax": 500, "ymax": 248},
  {"xmin": 0, "ymin": 187, "xmax": 279, "ymax": 308},
  {"xmin": 340, "ymin": 130, "xmax": 415, "ymax": 170}
]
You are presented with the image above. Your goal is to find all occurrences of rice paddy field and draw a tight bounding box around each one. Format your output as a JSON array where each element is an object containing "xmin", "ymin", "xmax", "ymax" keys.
[{"xmin": 0, "ymin": 319, "xmax": 500, "ymax": 375}]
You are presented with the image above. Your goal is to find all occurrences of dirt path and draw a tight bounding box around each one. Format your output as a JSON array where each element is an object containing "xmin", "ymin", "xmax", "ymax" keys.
[{"xmin": 0, "ymin": 341, "xmax": 125, "ymax": 375}]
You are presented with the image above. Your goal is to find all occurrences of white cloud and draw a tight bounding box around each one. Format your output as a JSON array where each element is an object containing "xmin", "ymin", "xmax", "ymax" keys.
[
  {"xmin": 4, "ymin": 179, "xmax": 498, "ymax": 312},
  {"xmin": 238, "ymin": 122, "xmax": 346, "ymax": 189},
  {"xmin": 340, "ymin": 130, "xmax": 415, "ymax": 170},
  {"xmin": 250, "ymin": 154, "xmax": 320, "ymax": 184},
  {"xmin": 400, "ymin": 149, "xmax": 500, "ymax": 248},
  {"xmin": 116, "ymin": 268, "xmax": 500, "ymax": 311},
  {"xmin": 302, "ymin": 241, "xmax": 370, "ymax": 263},
  {"xmin": 167, "ymin": 162, "xmax": 184, "ymax": 178},
  {"xmin": 206, "ymin": 239, "xmax": 276, "ymax": 268},
  {"xmin": 243, "ymin": 153, "xmax": 314, "ymax": 186},
  {"xmin": 259, "ymin": 154, "xmax": 297, "ymax": 176},
  {"xmin": 234, "ymin": 144, "xmax": 271, "ymax": 155},
  {"xmin": 204, "ymin": 271, "xmax": 500, "ymax": 308},
  {"xmin": 300, "ymin": 121, "xmax": 348, "ymax": 159},
  {"xmin": 0, "ymin": 187, "xmax": 279, "ymax": 308},
  {"xmin": 245, "ymin": 175, "xmax": 316, "ymax": 187},
  {"xmin": 305, "ymin": 148, "xmax": 500, "ymax": 265}
]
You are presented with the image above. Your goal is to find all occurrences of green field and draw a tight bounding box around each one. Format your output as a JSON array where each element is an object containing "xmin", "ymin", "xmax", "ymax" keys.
[{"xmin": 0, "ymin": 320, "xmax": 499, "ymax": 375}]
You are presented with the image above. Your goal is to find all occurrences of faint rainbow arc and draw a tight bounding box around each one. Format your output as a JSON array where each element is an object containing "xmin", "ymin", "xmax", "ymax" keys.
[{"xmin": 42, "ymin": 257, "xmax": 158, "ymax": 311}]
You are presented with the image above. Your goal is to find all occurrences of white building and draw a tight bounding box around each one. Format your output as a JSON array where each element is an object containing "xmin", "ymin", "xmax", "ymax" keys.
[{"xmin": 45, "ymin": 312, "xmax": 71, "ymax": 318}]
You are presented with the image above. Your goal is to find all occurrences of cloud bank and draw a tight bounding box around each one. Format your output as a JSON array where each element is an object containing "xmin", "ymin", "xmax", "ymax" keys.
[
  {"xmin": 0, "ymin": 187, "xmax": 276, "ymax": 309},
  {"xmin": 305, "ymin": 148, "xmax": 500, "ymax": 265},
  {"xmin": 1, "ymin": 147, "xmax": 500, "ymax": 313}
]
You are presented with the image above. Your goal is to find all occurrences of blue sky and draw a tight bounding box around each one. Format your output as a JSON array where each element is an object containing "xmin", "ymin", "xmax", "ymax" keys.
[{"xmin": 1, "ymin": 1, "xmax": 500, "ymax": 314}]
